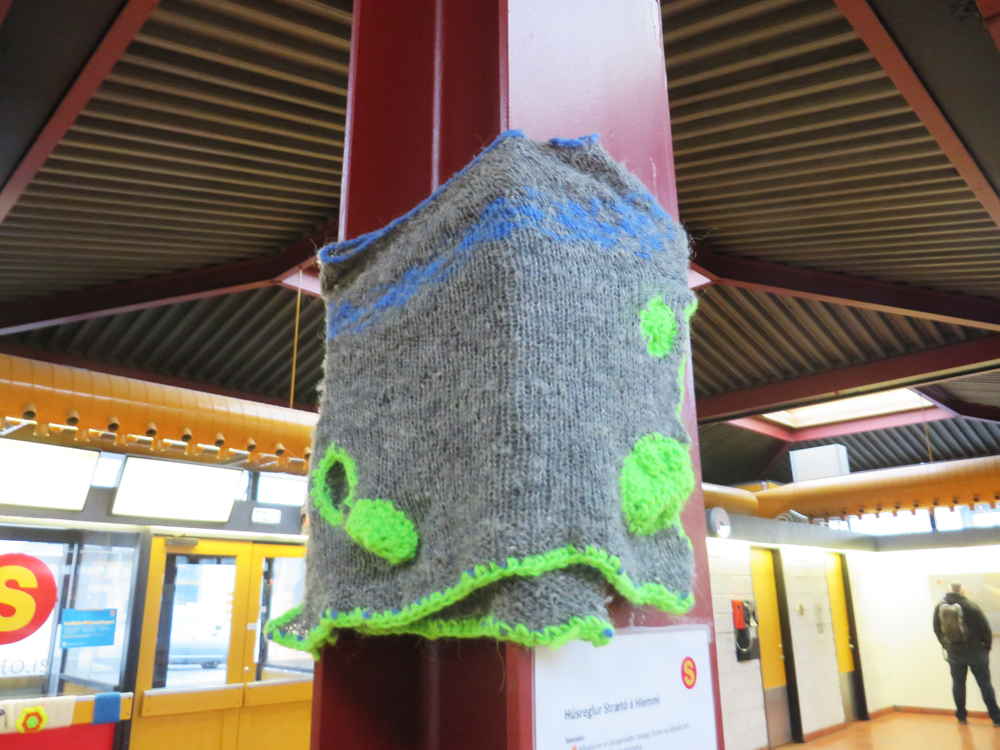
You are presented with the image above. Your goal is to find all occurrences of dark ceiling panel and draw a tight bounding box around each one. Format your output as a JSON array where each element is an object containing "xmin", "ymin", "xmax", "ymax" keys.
[
  {"xmin": 937, "ymin": 369, "xmax": 1000, "ymax": 409},
  {"xmin": 868, "ymin": 0, "xmax": 1000, "ymax": 197},
  {"xmin": 664, "ymin": 0, "xmax": 1000, "ymax": 298},
  {"xmin": 0, "ymin": 0, "xmax": 350, "ymax": 302},
  {"xmin": 690, "ymin": 284, "xmax": 989, "ymax": 398},
  {"xmin": 697, "ymin": 421, "xmax": 784, "ymax": 486},
  {"xmin": 0, "ymin": 0, "xmax": 126, "ymax": 184},
  {"xmin": 1, "ymin": 285, "xmax": 327, "ymax": 405}
]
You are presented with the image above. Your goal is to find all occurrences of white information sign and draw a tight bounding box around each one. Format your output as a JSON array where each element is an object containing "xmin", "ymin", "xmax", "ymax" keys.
[{"xmin": 534, "ymin": 626, "xmax": 717, "ymax": 750}]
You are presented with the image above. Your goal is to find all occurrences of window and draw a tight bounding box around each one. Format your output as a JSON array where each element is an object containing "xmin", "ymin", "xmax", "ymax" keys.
[
  {"xmin": 256, "ymin": 473, "xmax": 308, "ymax": 507},
  {"xmin": 0, "ymin": 530, "xmax": 142, "ymax": 698},
  {"xmin": 255, "ymin": 556, "xmax": 312, "ymax": 679},
  {"xmin": 153, "ymin": 555, "xmax": 237, "ymax": 689},
  {"xmin": 61, "ymin": 543, "xmax": 137, "ymax": 689},
  {"xmin": 90, "ymin": 453, "xmax": 126, "ymax": 488}
]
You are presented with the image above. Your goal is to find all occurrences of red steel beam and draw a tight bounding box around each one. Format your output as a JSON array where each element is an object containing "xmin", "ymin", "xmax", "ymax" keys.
[
  {"xmin": 0, "ymin": 0, "xmax": 162, "ymax": 222},
  {"xmin": 728, "ymin": 407, "xmax": 953, "ymax": 442},
  {"xmin": 728, "ymin": 416, "xmax": 795, "ymax": 442},
  {"xmin": 0, "ymin": 0, "xmax": 15, "ymax": 31},
  {"xmin": 698, "ymin": 335, "xmax": 1000, "ymax": 421},
  {"xmin": 692, "ymin": 244, "xmax": 1000, "ymax": 333},
  {"xmin": 914, "ymin": 384, "xmax": 1000, "ymax": 424},
  {"xmin": 791, "ymin": 406, "xmax": 953, "ymax": 441},
  {"xmin": 0, "ymin": 340, "xmax": 316, "ymax": 411},
  {"xmin": 976, "ymin": 0, "xmax": 1000, "ymax": 52},
  {"xmin": 8, "ymin": 225, "xmax": 1000, "ymax": 337},
  {"xmin": 833, "ymin": 0, "xmax": 1000, "ymax": 229},
  {"xmin": 0, "ymin": 220, "xmax": 335, "ymax": 336}
]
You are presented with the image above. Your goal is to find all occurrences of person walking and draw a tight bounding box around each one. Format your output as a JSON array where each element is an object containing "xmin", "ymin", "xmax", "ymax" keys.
[{"xmin": 934, "ymin": 582, "xmax": 1000, "ymax": 726}]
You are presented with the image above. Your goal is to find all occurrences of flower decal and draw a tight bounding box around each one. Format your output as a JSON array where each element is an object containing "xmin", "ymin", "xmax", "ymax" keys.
[{"xmin": 16, "ymin": 705, "xmax": 48, "ymax": 733}]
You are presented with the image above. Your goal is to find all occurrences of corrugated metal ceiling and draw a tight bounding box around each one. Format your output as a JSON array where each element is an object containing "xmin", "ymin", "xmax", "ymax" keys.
[
  {"xmin": 4, "ymin": 286, "xmax": 327, "ymax": 404},
  {"xmin": 699, "ymin": 416, "xmax": 1000, "ymax": 486},
  {"xmin": 1, "ymin": 0, "xmax": 999, "ymax": 480},
  {"xmin": 937, "ymin": 370, "xmax": 1000, "ymax": 409},
  {"xmin": 780, "ymin": 416, "xmax": 1000, "ymax": 476},
  {"xmin": 664, "ymin": 0, "xmax": 1000, "ymax": 298},
  {"xmin": 690, "ymin": 284, "xmax": 989, "ymax": 397},
  {"xmin": 0, "ymin": 0, "xmax": 351, "ymax": 302}
]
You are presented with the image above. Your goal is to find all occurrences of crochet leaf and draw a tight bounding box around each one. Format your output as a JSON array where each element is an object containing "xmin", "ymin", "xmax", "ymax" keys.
[
  {"xmin": 344, "ymin": 498, "xmax": 419, "ymax": 565},
  {"xmin": 311, "ymin": 443, "xmax": 419, "ymax": 564}
]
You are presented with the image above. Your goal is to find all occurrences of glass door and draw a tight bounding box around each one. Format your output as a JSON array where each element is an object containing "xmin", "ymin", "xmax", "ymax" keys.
[
  {"xmin": 130, "ymin": 538, "xmax": 309, "ymax": 750},
  {"xmin": 236, "ymin": 544, "xmax": 311, "ymax": 750},
  {"xmin": 130, "ymin": 538, "xmax": 253, "ymax": 750},
  {"xmin": 153, "ymin": 553, "xmax": 239, "ymax": 689},
  {"xmin": 251, "ymin": 548, "xmax": 312, "ymax": 682}
]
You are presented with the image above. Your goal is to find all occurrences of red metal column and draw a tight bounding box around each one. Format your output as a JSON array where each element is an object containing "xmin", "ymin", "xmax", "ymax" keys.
[{"xmin": 315, "ymin": 1, "xmax": 719, "ymax": 748}]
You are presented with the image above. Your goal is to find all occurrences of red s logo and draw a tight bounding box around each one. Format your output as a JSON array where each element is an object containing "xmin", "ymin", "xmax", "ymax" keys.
[
  {"xmin": 681, "ymin": 657, "xmax": 697, "ymax": 689},
  {"xmin": 0, "ymin": 554, "xmax": 57, "ymax": 644}
]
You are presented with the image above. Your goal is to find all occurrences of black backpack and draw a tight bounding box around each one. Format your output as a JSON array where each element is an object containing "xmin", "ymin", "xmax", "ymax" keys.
[{"xmin": 939, "ymin": 602, "xmax": 969, "ymax": 646}]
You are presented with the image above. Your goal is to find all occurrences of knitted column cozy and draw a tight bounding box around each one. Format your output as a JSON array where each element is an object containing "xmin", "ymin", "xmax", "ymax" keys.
[{"xmin": 267, "ymin": 131, "xmax": 698, "ymax": 653}]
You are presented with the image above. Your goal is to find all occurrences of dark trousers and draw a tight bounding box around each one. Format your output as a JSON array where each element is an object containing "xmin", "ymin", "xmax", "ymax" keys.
[{"xmin": 951, "ymin": 660, "xmax": 1000, "ymax": 722}]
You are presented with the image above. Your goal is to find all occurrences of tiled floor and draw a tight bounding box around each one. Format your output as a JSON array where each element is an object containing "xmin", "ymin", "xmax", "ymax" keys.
[{"xmin": 798, "ymin": 712, "xmax": 1000, "ymax": 750}]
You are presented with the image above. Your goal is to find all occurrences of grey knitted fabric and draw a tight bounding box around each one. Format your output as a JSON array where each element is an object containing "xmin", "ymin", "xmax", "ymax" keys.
[{"xmin": 267, "ymin": 131, "xmax": 697, "ymax": 653}]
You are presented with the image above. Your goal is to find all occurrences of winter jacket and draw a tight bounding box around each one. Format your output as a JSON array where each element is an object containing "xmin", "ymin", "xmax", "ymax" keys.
[{"xmin": 934, "ymin": 592, "xmax": 993, "ymax": 665}]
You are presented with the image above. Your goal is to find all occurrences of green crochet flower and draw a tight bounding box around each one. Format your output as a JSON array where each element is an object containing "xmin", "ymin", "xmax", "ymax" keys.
[
  {"xmin": 639, "ymin": 296, "xmax": 678, "ymax": 358},
  {"xmin": 620, "ymin": 433, "xmax": 694, "ymax": 536}
]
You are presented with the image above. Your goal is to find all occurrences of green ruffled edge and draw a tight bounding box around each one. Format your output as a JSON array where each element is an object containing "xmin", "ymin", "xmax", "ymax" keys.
[
  {"xmin": 400, "ymin": 613, "xmax": 616, "ymax": 648},
  {"xmin": 265, "ymin": 542, "xmax": 694, "ymax": 657}
]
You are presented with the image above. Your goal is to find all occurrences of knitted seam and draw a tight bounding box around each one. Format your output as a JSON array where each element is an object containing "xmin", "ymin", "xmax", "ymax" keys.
[{"xmin": 266, "ymin": 543, "xmax": 694, "ymax": 657}]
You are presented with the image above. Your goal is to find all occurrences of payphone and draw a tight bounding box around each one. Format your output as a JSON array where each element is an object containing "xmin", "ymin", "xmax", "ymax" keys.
[{"xmin": 732, "ymin": 598, "xmax": 760, "ymax": 661}]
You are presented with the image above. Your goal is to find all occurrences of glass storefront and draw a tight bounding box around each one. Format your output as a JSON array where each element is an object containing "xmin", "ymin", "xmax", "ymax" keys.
[{"xmin": 0, "ymin": 528, "xmax": 143, "ymax": 699}]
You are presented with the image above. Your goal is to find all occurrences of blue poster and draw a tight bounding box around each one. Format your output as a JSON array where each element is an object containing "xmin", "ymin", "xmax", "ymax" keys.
[{"xmin": 60, "ymin": 609, "xmax": 117, "ymax": 648}]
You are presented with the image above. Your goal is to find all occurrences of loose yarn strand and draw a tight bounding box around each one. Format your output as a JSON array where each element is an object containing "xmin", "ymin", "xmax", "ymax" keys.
[
  {"xmin": 289, "ymin": 269, "xmax": 303, "ymax": 408},
  {"xmin": 922, "ymin": 406, "xmax": 934, "ymax": 463}
]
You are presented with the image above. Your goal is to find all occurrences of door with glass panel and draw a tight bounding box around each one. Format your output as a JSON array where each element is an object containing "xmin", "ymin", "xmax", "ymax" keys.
[
  {"xmin": 238, "ymin": 545, "xmax": 312, "ymax": 750},
  {"xmin": 130, "ymin": 538, "xmax": 309, "ymax": 750}
]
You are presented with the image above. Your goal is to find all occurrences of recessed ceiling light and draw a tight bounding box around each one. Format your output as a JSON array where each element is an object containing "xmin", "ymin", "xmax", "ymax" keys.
[{"xmin": 760, "ymin": 388, "xmax": 933, "ymax": 429}]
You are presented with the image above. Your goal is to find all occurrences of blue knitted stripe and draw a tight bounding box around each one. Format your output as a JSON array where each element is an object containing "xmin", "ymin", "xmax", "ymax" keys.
[{"xmin": 326, "ymin": 189, "xmax": 675, "ymax": 339}]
